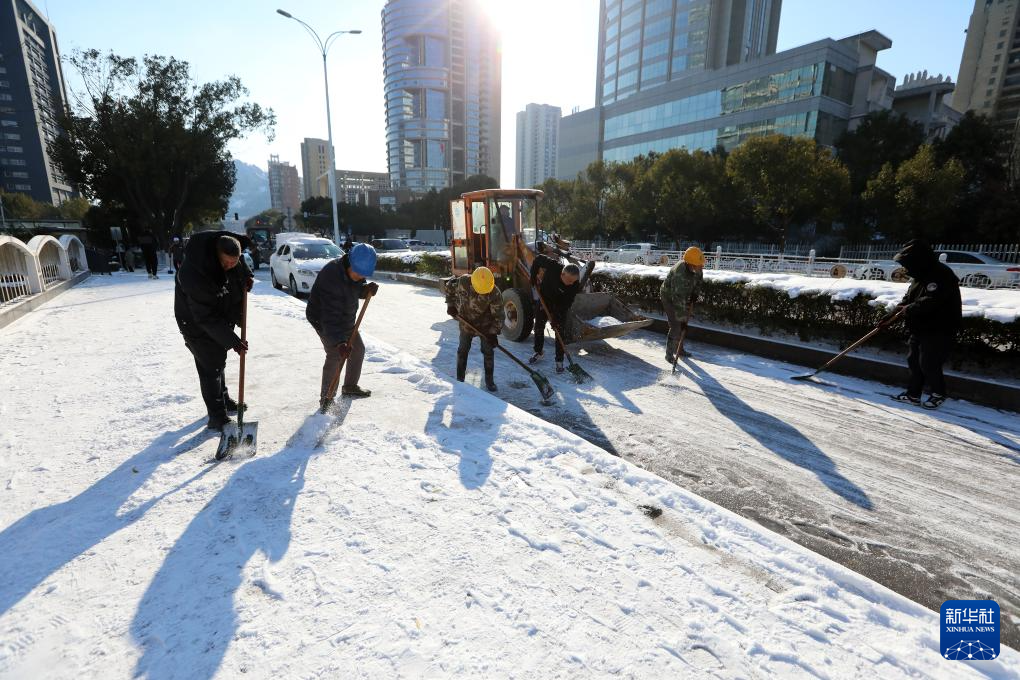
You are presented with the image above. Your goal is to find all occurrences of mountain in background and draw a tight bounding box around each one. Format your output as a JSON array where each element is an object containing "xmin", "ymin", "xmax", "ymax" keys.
[{"xmin": 228, "ymin": 160, "xmax": 271, "ymax": 220}]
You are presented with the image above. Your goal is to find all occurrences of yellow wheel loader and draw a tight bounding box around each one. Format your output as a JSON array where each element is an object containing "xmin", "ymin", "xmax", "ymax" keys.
[{"xmin": 449, "ymin": 189, "xmax": 653, "ymax": 344}]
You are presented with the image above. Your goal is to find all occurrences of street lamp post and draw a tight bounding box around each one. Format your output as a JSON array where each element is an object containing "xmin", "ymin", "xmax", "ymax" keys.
[{"xmin": 277, "ymin": 9, "xmax": 361, "ymax": 246}]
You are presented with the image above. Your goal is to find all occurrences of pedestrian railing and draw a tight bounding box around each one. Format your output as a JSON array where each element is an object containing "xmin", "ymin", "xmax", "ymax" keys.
[{"xmin": 0, "ymin": 234, "xmax": 88, "ymax": 310}]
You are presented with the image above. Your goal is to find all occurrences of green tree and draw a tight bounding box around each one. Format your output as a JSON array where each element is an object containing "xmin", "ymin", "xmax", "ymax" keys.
[
  {"xmin": 934, "ymin": 111, "xmax": 1020, "ymax": 242},
  {"xmin": 647, "ymin": 148, "xmax": 733, "ymax": 243},
  {"xmin": 0, "ymin": 190, "xmax": 60, "ymax": 220},
  {"xmin": 566, "ymin": 161, "xmax": 630, "ymax": 240},
  {"xmin": 863, "ymin": 144, "xmax": 965, "ymax": 242},
  {"xmin": 536, "ymin": 177, "xmax": 575, "ymax": 235},
  {"xmin": 52, "ymin": 49, "xmax": 274, "ymax": 245},
  {"xmin": 726, "ymin": 135, "xmax": 850, "ymax": 250}
]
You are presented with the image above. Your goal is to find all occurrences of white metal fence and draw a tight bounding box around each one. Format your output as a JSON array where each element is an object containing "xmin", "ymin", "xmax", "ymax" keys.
[
  {"xmin": 839, "ymin": 242, "xmax": 1020, "ymax": 264},
  {"xmin": 0, "ymin": 234, "xmax": 88, "ymax": 310}
]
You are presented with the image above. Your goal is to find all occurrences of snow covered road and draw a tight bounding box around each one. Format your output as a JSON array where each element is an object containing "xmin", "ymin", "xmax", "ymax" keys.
[
  {"xmin": 0, "ymin": 272, "xmax": 1017, "ymax": 678},
  {"xmin": 355, "ymin": 277, "xmax": 1020, "ymax": 650}
]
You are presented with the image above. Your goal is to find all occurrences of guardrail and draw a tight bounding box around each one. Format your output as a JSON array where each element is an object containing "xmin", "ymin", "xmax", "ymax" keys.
[
  {"xmin": 569, "ymin": 246, "xmax": 1020, "ymax": 289},
  {"xmin": 0, "ymin": 234, "xmax": 88, "ymax": 310}
]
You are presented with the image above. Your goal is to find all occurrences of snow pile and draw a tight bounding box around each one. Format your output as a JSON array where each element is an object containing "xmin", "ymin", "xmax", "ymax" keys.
[
  {"xmin": 1, "ymin": 273, "xmax": 1017, "ymax": 678},
  {"xmin": 587, "ymin": 315, "xmax": 622, "ymax": 328},
  {"xmin": 596, "ymin": 262, "xmax": 1020, "ymax": 323},
  {"xmin": 378, "ymin": 250, "xmax": 451, "ymax": 266}
]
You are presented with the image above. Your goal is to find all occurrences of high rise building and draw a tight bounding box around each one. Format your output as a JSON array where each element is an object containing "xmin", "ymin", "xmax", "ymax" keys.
[
  {"xmin": 300, "ymin": 137, "xmax": 334, "ymax": 199},
  {"xmin": 0, "ymin": 0, "xmax": 74, "ymax": 205},
  {"xmin": 267, "ymin": 155, "xmax": 301, "ymax": 217},
  {"xmin": 597, "ymin": 0, "xmax": 782, "ymax": 106},
  {"xmin": 515, "ymin": 104, "xmax": 561, "ymax": 188},
  {"xmin": 381, "ymin": 0, "xmax": 501, "ymax": 193},
  {"xmin": 954, "ymin": 0, "xmax": 1020, "ymax": 140},
  {"xmin": 559, "ymin": 30, "xmax": 895, "ymax": 178}
]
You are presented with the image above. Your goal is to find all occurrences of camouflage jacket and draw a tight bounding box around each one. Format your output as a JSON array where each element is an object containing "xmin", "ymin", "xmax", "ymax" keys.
[
  {"xmin": 444, "ymin": 275, "xmax": 504, "ymax": 336},
  {"xmin": 660, "ymin": 261, "xmax": 703, "ymax": 307}
]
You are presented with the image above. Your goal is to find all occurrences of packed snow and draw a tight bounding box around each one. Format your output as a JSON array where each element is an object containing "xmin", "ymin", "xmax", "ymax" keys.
[
  {"xmin": 588, "ymin": 315, "xmax": 623, "ymax": 328},
  {"xmin": 1, "ymin": 272, "xmax": 1017, "ymax": 679},
  {"xmin": 597, "ymin": 262, "xmax": 1020, "ymax": 323}
]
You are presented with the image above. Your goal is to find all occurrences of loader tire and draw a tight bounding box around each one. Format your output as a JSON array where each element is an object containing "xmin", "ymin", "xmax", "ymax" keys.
[{"xmin": 502, "ymin": 288, "xmax": 534, "ymax": 342}]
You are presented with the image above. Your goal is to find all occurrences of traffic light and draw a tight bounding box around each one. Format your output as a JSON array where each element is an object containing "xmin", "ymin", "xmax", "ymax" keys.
[{"xmin": 234, "ymin": 212, "xmax": 239, "ymax": 221}]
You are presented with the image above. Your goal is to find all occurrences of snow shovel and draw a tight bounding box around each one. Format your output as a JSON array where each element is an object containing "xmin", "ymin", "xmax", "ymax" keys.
[
  {"xmin": 217, "ymin": 287, "xmax": 258, "ymax": 460},
  {"xmin": 322, "ymin": 289, "xmax": 375, "ymax": 404},
  {"xmin": 791, "ymin": 307, "xmax": 905, "ymax": 382},
  {"xmin": 671, "ymin": 301, "xmax": 694, "ymax": 374},
  {"xmin": 536, "ymin": 291, "xmax": 592, "ymax": 384},
  {"xmin": 457, "ymin": 316, "xmax": 555, "ymax": 404}
]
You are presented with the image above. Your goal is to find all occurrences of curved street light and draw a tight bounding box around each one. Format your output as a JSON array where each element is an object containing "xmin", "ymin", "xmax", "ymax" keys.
[{"xmin": 277, "ymin": 9, "xmax": 361, "ymax": 246}]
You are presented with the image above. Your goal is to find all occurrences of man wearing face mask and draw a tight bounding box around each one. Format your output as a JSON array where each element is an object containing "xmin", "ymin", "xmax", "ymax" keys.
[
  {"xmin": 174, "ymin": 232, "xmax": 255, "ymax": 431},
  {"xmin": 885, "ymin": 239, "xmax": 962, "ymax": 410}
]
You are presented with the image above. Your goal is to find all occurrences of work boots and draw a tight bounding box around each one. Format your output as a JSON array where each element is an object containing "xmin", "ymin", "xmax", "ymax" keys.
[
  {"xmin": 456, "ymin": 353, "xmax": 468, "ymax": 382},
  {"xmin": 484, "ymin": 355, "xmax": 497, "ymax": 392}
]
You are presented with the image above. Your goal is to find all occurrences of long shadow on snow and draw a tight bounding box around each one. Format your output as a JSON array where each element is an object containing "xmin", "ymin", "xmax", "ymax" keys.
[
  {"xmin": 679, "ymin": 359, "xmax": 875, "ymax": 511},
  {"xmin": 426, "ymin": 390, "xmax": 504, "ymax": 490},
  {"xmin": 690, "ymin": 343, "xmax": 1020, "ymax": 466},
  {"xmin": 0, "ymin": 418, "xmax": 214, "ymax": 617},
  {"xmin": 428, "ymin": 317, "xmax": 622, "ymax": 456},
  {"xmin": 130, "ymin": 411, "xmax": 338, "ymax": 680}
]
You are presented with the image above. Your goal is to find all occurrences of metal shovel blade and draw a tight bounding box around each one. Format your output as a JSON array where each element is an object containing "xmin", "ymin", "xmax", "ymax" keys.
[
  {"xmin": 790, "ymin": 372, "xmax": 820, "ymax": 382},
  {"xmin": 567, "ymin": 362, "xmax": 592, "ymax": 384},
  {"xmin": 215, "ymin": 420, "xmax": 259, "ymax": 460},
  {"xmin": 530, "ymin": 370, "xmax": 556, "ymax": 404}
]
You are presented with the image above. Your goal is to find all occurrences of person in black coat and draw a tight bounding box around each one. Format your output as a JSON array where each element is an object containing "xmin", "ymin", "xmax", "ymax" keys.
[
  {"xmin": 306, "ymin": 243, "xmax": 379, "ymax": 412},
  {"xmin": 529, "ymin": 253, "xmax": 581, "ymax": 372},
  {"xmin": 174, "ymin": 231, "xmax": 254, "ymax": 430},
  {"xmin": 885, "ymin": 239, "xmax": 962, "ymax": 409},
  {"xmin": 138, "ymin": 230, "xmax": 160, "ymax": 279}
]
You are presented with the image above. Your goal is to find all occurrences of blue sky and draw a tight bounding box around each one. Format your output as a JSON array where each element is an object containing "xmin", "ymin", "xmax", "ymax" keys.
[{"xmin": 42, "ymin": 0, "xmax": 972, "ymax": 187}]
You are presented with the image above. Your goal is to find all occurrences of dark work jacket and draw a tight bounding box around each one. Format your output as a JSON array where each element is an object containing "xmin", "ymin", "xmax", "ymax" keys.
[
  {"xmin": 897, "ymin": 259, "xmax": 962, "ymax": 336},
  {"xmin": 306, "ymin": 255, "xmax": 370, "ymax": 345},
  {"xmin": 530, "ymin": 254, "xmax": 580, "ymax": 320},
  {"xmin": 174, "ymin": 231, "xmax": 252, "ymax": 349},
  {"xmin": 138, "ymin": 232, "xmax": 159, "ymax": 256}
]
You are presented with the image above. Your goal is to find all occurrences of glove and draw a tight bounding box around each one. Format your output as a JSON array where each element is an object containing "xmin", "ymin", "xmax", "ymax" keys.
[
  {"xmin": 246, "ymin": 276, "xmax": 254, "ymax": 292},
  {"xmin": 486, "ymin": 334, "xmax": 499, "ymax": 347},
  {"xmin": 337, "ymin": 342, "xmax": 352, "ymax": 359},
  {"xmin": 233, "ymin": 339, "xmax": 248, "ymax": 355},
  {"xmin": 447, "ymin": 305, "xmax": 458, "ymax": 318},
  {"xmin": 365, "ymin": 282, "xmax": 380, "ymax": 297}
]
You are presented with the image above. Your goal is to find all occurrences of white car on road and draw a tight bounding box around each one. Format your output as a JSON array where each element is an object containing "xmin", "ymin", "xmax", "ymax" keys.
[
  {"xmin": 269, "ymin": 237, "xmax": 342, "ymax": 296},
  {"xmin": 600, "ymin": 243, "xmax": 671, "ymax": 265},
  {"xmin": 853, "ymin": 250, "xmax": 1020, "ymax": 289}
]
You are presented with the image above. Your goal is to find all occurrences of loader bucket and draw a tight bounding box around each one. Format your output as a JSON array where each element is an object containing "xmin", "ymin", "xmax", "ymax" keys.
[{"xmin": 562, "ymin": 293, "xmax": 654, "ymax": 344}]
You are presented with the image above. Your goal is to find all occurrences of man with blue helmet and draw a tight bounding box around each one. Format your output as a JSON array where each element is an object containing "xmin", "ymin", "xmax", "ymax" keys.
[{"xmin": 307, "ymin": 242, "xmax": 379, "ymax": 412}]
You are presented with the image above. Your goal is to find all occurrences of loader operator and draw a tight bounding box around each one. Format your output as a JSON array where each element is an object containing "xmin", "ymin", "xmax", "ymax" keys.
[
  {"xmin": 661, "ymin": 246, "xmax": 705, "ymax": 363},
  {"xmin": 445, "ymin": 266, "xmax": 504, "ymax": 392},
  {"xmin": 529, "ymin": 254, "xmax": 581, "ymax": 373},
  {"xmin": 885, "ymin": 239, "xmax": 962, "ymax": 410},
  {"xmin": 306, "ymin": 243, "xmax": 379, "ymax": 413},
  {"xmin": 174, "ymin": 232, "xmax": 254, "ymax": 432}
]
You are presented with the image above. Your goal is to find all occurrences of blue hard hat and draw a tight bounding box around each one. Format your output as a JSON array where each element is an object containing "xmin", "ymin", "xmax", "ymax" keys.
[{"xmin": 348, "ymin": 242, "xmax": 377, "ymax": 277}]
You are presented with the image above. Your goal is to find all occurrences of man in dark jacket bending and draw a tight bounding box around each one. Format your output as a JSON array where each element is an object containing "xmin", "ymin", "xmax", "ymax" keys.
[
  {"xmin": 306, "ymin": 243, "xmax": 379, "ymax": 413},
  {"xmin": 529, "ymin": 254, "xmax": 581, "ymax": 373},
  {"xmin": 174, "ymin": 231, "xmax": 254, "ymax": 430},
  {"xmin": 886, "ymin": 239, "xmax": 962, "ymax": 410}
]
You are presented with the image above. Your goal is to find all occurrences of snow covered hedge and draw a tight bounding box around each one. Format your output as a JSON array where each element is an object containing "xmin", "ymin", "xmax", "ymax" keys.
[
  {"xmin": 372, "ymin": 254, "xmax": 1020, "ymax": 360},
  {"xmin": 589, "ymin": 271, "xmax": 1020, "ymax": 361},
  {"xmin": 375, "ymin": 252, "xmax": 451, "ymax": 278}
]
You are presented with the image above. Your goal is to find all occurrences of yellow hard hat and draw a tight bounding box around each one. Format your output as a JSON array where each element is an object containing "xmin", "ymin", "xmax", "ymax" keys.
[
  {"xmin": 470, "ymin": 266, "xmax": 495, "ymax": 294},
  {"xmin": 683, "ymin": 246, "xmax": 706, "ymax": 267}
]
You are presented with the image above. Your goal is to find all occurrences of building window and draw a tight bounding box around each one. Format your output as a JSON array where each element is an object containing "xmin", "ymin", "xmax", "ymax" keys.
[
  {"xmin": 3, "ymin": 133, "xmax": 19, "ymax": 140},
  {"xmin": 0, "ymin": 94, "xmax": 11, "ymax": 102},
  {"xmin": 13, "ymin": 183, "xmax": 31, "ymax": 191},
  {"xmin": 989, "ymin": 77, "xmax": 998, "ymax": 85}
]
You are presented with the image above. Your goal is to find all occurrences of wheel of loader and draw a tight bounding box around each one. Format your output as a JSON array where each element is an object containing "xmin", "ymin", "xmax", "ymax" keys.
[{"xmin": 501, "ymin": 288, "xmax": 534, "ymax": 342}]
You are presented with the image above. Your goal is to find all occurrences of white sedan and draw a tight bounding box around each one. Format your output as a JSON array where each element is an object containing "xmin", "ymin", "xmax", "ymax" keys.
[
  {"xmin": 600, "ymin": 243, "xmax": 671, "ymax": 265},
  {"xmin": 853, "ymin": 250, "xmax": 1020, "ymax": 289},
  {"xmin": 269, "ymin": 237, "xmax": 343, "ymax": 297}
]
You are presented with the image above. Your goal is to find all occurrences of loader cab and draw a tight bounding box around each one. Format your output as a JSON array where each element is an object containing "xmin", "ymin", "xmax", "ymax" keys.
[{"xmin": 450, "ymin": 189, "xmax": 542, "ymax": 281}]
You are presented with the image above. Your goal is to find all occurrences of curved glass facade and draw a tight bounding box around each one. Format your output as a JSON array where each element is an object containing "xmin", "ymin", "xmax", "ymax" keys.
[{"xmin": 382, "ymin": 0, "xmax": 501, "ymax": 193}]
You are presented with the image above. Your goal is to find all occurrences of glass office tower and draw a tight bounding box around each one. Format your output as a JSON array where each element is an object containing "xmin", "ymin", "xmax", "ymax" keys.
[{"xmin": 382, "ymin": 0, "xmax": 501, "ymax": 193}]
